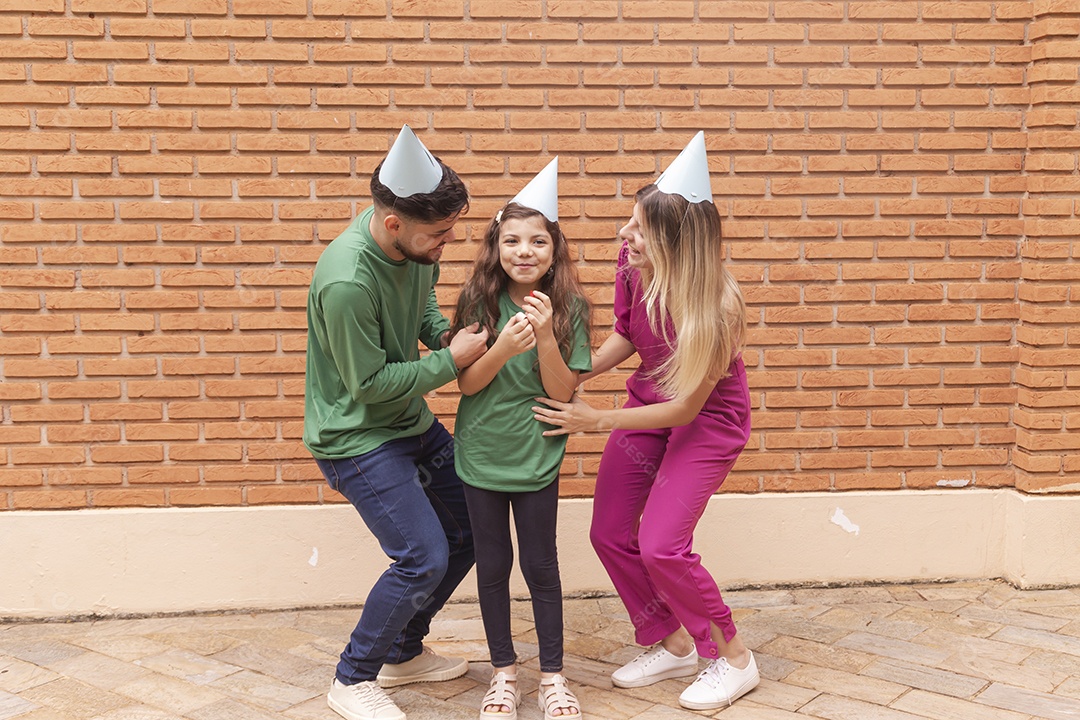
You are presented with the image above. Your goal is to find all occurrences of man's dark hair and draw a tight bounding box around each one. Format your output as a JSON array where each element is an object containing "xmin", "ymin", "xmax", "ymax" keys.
[{"xmin": 370, "ymin": 157, "xmax": 469, "ymax": 224}]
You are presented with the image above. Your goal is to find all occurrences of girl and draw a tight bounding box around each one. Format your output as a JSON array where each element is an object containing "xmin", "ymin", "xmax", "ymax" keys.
[
  {"xmin": 451, "ymin": 159, "xmax": 591, "ymax": 720},
  {"xmin": 533, "ymin": 133, "xmax": 758, "ymax": 710}
]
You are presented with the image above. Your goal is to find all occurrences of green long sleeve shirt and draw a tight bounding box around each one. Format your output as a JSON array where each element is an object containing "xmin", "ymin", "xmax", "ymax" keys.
[{"xmin": 303, "ymin": 206, "xmax": 457, "ymax": 459}]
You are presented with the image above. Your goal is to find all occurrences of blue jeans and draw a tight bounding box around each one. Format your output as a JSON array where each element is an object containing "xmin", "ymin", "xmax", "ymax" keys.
[{"xmin": 315, "ymin": 421, "xmax": 474, "ymax": 683}]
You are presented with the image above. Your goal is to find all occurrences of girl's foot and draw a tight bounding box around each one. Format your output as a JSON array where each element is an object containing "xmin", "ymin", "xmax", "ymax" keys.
[
  {"xmin": 480, "ymin": 670, "xmax": 519, "ymax": 719},
  {"xmin": 538, "ymin": 673, "xmax": 580, "ymax": 718}
]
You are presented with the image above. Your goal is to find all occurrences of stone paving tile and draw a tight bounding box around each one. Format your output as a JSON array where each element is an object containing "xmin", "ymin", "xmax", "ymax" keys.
[
  {"xmin": 19, "ymin": 677, "xmax": 130, "ymax": 719},
  {"xmin": 10, "ymin": 710, "xmax": 67, "ymax": 720},
  {"xmin": 890, "ymin": 604, "xmax": 1003, "ymax": 638},
  {"xmin": 912, "ymin": 627, "xmax": 1035, "ymax": 665},
  {"xmin": 67, "ymin": 636, "xmax": 176, "ymax": 663},
  {"xmin": 48, "ymin": 651, "xmax": 153, "ymax": 691},
  {"xmin": 739, "ymin": 678, "xmax": 818, "ymax": 712},
  {"xmin": 133, "ymin": 649, "xmax": 243, "ymax": 686},
  {"xmin": 712, "ymin": 702, "xmax": 804, "ymax": 719},
  {"xmin": 956, "ymin": 602, "xmax": 1071, "ymax": 633},
  {"xmin": 112, "ymin": 674, "xmax": 225, "ymax": 716},
  {"xmin": 1, "ymin": 640, "xmax": 85, "ymax": 668},
  {"xmin": 783, "ymin": 664, "xmax": 907, "ymax": 705},
  {"xmin": 835, "ymin": 631, "xmax": 952, "ymax": 667},
  {"xmin": 0, "ymin": 689, "xmax": 37, "ymax": 720},
  {"xmin": 1023, "ymin": 649, "xmax": 1080, "ymax": 677},
  {"xmin": 790, "ymin": 587, "xmax": 898, "ymax": 606},
  {"xmin": 994, "ymin": 625, "xmax": 1080, "ymax": 658},
  {"xmin": 208, "ymin": 642, "xmax": 323, "ymax": 683},
  {"xmin": 859, "ymin": 658, "xmax": 989, "ymax": 699},
  {"xmin": 1055, "ymin": 675, "xmax": 1080, "ymax": 700},
  {"xmin": 889, "ymin": 688, "xmax": 1031, "ymax": 720},
  {"xmin": 757, "ymin": 635, "xmax": 876, "ymax": 674},
  {"xmin": 90, "ymin": 707, "xmax": 188, "ymax": 720},
  {"xmin": 938, "ymin": 652, "xmax": 1069, "ymax": 694},
  {"xmin": 737, "ymin": 614, "xmax": 850, "ymax": 646},
  {"xmin": 975, "ymin": 582, "xmax": 1021, "ymax": 609},
  {"xmin": 811, "ymin": 603, "xmax": 907, "ymax": 630},
  {"xmin": 0, "ymin": 656, "xmax": 59, "ymax": 694},
  {"xmin": 975, "ymin": 681, "xmax": 1080, "ymax": 720},
  {"xmin": 750, "ymin": 651, "xmax": 799, "ymax": 682},
  {"xmin": 798, "ymin": 693, "xmax": 927, "ymax": 720},
  {"xmin": 911, "ymin": 582, "xmax": 987, "ymax": 602}
]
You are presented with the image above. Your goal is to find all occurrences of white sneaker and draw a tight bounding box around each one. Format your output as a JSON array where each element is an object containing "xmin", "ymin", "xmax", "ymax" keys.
[
  {"xmin": 377, "ymin": 646, "xmax": 468, "ymax": 688},
  {"xmin": 328, "ymin": 679, "xmax": 405, "ymax": 720},
  {"xmin": 678, "ymin": 652, "xmax": 760, "ymax": 710},
  {"xmin": 611, "ymin": 645, "xmax": 698, "ymax": 688}
]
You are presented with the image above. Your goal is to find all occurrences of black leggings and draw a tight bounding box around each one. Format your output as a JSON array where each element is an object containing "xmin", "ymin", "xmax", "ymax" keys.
[{"xmin": 463, "ymin": 480, "xmax": 563, "ymax": 672}]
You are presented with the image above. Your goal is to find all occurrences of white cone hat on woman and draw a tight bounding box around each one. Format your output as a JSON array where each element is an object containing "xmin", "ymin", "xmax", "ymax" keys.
[
  {"xmin": 655, "ymin": 131, "xmax": 713, "ymax": 204},
  {"xmin": 507, "ymin": 157, "xmax": 559, "ymax": 223},
  {"xmin": 378, "ymin": 124, "xmax": 443, "ymax": 198}
]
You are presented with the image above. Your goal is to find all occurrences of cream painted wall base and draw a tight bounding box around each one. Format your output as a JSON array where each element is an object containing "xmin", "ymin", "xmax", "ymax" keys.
[{"xmin": 4, "ymin": 489, "xmax": 1079, "ymax": 619}]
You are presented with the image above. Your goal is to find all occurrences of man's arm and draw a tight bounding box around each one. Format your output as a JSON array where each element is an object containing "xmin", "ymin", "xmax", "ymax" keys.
[
  {"xmin": 419, "ymin": 267, "xmax": 451, "ymax": 350},
  {"xmin": 322, "ymin": 281, "xmax": 457, "ymax": 404}
]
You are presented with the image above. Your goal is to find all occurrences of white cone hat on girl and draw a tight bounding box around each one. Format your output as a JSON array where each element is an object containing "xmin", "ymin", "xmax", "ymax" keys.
[
  {"xmin": 655, "ymin": 131, "xmax": 713, "ymax": 204},
  {"xmin": 378, "ymin": 124, "xmax": 443, "ymax": 198},
  {"xmin": 508, "ymin": 157, "xmax": 559, "ymax": 223}
]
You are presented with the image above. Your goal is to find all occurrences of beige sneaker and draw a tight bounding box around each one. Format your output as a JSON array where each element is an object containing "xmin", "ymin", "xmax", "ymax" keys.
[
  {"xmin": 377, "ymin": 646, "xmax": 468, "ymax": 688},
  {"xmin": 327, "ymin": 679, "xmax": 405, "ymax": 720}
]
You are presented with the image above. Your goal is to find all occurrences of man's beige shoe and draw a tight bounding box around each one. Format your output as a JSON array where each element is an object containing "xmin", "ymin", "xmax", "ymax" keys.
[{"xmin": 377, "ymin": 646, "xmax": 469, "ymax": 688}]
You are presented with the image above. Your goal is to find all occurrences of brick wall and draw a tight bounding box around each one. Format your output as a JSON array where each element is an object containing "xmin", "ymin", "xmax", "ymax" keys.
[{"xmin": 0, "ymin": 0, "xmax": 1077, "ymax": 510}]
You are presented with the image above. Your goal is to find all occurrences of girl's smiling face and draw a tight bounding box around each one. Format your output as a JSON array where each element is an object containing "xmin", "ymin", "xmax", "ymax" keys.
[
  {"xmin": 498, "ymin": 214, "xmax": 554, "ymax": 289},
  {"xmin": 619, "ymin": 202, "xmax": 652, "ymax": 269}
]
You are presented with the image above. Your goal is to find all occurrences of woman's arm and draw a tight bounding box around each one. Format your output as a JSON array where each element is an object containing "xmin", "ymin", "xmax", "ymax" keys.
[
  {"xmin": 533, "ymin": 370, "xmax": 718, "ymax": 435},
  {"xmin": 577, "ymin": 332, "xmax": 635, "ymax": 385}
]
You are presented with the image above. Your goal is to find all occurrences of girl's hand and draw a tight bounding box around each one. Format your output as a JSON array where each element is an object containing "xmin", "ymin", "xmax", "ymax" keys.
[
  {"xmin": 493, "ymin": 312, "xmax": 536, "ymax": 357},
  {"xmin": 532, "ymin": 395, "xmax": 610, "ymax": 436},
  {"xmin": 522, "ymin": 290, "xmax": 554, "ymax": 338}
]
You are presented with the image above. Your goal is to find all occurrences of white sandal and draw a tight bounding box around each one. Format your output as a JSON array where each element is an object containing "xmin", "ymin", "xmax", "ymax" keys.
[
  {"xmin": 480, "ymin": 671, "xmax": 519, "ymax": 720},
  {"xmin": 538, "ymin": 673, "xmax": 581, "ymax": 719}
]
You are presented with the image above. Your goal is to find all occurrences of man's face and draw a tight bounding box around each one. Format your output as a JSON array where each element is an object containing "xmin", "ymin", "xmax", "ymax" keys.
[{"xmin": 388, "ymin": 212, "xmax": 461, "ymax": 265}]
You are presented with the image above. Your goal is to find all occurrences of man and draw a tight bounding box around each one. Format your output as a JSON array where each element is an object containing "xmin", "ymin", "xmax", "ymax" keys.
[{"xmin": 304, "ymin": 125, "xmax": 489, "ymax": 720}]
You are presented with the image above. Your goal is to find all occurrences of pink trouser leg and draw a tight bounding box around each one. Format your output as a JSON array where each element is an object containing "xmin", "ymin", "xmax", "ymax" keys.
[
  {"xmin": 590, "ymin": 428, "xmax": 683, "ymax": 647},
  {"xmin": 591, "ymin": 422, "xmax": 741, "ymax": 660}
]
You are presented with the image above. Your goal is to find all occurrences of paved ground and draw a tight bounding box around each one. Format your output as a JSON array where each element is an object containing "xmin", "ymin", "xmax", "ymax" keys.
[{"xmin": 3, "ymin": 580, "xmax": 1080, "ymax": 719}]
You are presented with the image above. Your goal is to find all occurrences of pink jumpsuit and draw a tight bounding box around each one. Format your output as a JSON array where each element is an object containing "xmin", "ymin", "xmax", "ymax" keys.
[{"xmin": 589, "ymin": 244, "xmax": 752, "ymax": 661}]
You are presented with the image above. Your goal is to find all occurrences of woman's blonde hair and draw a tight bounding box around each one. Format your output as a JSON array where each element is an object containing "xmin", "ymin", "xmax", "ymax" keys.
[{"xmin": 634, "ymin": 183, "xmax": 746, "ymax": 399}]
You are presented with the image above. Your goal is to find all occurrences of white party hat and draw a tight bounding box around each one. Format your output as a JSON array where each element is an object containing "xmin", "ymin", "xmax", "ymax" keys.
[
  {"xmin": 654, "ymin": 131, "xmax": 713, "ymax": 204},
  {"xmin": 377, "ymin": 124, "xmax": 443, "ymax": 198},
  {"xmin": 508, "ymin": 157, "xmax": 559, "ymax": 223}
]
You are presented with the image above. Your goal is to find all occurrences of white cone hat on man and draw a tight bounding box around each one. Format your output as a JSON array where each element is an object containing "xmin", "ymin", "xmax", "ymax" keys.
[
  {"xmin": 508, "ymin": 157, "xmax": 559, "ymax": 223},
  {"xmin": 655, "ymin": 131, "xmax": 713, "ymax": 204},
  {"xmin": 378, "ymin": 125, "xmax": 443, "ymax": 198}
]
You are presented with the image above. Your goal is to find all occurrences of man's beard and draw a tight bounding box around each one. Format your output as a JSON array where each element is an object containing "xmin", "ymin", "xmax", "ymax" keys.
[{"xmin": 393, "ymin": 240, "xmax": 439, "ymax": 265}]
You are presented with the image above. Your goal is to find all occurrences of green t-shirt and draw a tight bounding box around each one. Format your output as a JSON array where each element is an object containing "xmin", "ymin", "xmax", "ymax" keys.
[
  {"xmin": 455, "ymin": 292, "xmax": 592, "ymax": 492},
  {"xmin": 303, "ymin": 205, "xmax": 457, "ymax": 459}
]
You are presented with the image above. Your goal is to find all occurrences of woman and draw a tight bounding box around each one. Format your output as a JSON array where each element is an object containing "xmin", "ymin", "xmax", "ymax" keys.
[{"xmin": 533, "ymin": 133, "xmax": 758, "ymax": 710}]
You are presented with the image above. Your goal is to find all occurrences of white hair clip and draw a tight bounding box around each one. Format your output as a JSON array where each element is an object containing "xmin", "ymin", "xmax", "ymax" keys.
[{"xmin": 494, "ymin": 208, "xmax": 504, "ymax": 223}]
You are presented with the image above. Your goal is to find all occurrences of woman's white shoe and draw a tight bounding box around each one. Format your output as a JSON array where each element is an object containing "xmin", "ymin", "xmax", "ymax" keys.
[{"xmin": 611, "ymin": 645, "xmax": 698, "ymax": 688}]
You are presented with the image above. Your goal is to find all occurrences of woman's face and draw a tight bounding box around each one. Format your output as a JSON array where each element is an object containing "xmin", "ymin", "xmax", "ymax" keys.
[
  {"xmin": 498, "ymin": 214, "xmax": 554, "ymax": 288},
  {"xmin": 619, "ymin": 202, "xmax": 652, "ymax": 269}
]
